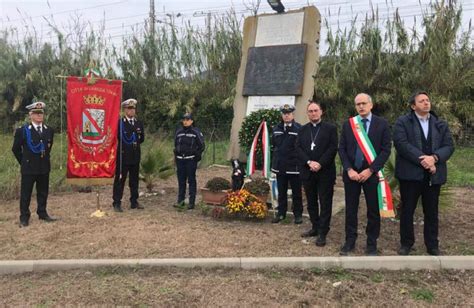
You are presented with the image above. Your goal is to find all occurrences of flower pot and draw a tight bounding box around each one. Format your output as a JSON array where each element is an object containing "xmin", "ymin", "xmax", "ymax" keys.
[{"xmin": 201, "ymin": 188, "xmax": 228, "ymax": 205}]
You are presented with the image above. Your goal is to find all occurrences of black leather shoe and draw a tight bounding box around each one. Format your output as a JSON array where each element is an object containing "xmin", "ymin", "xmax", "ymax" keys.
[
  {"xmin": 39, "ymin": 216, "xmax": 57, "ymax": 222},
  {"xmin": 315, "ymin": 235, "xmax": 326, "ymax": 247},
  {"xmin": 339, "ymin": 243, "xmax": 355, "ymax": 256},
  {"xmin": 366, "ymin": 246, "xmax": 378, "ymax": 256},
  {"xmin": 131, "ymin": 203, "xmax": 144, "ymax": 209},
  {"xmin": 427, "ymin": 248, "xmax": 440, "ymax": 256},
  {"xmin": 19, "ymin": 220, "xmax": 29, "ymax": 228},
  {"xmin": 272, "ymin": 215, "xmax": 285, "ymax": 223},
  {"xmin": 398, "ymin": 246, "xmax": 412, "ymax": 256},
  {"xmin": 187, "ymin": 204, "xmax": 195, "ymax": 210},
  {"xmin": 113, "ymin": 205, "xmax": 123, "ymax": 212},
  {"xmin": 294, "ymin": 216, "xmax": 303, "ymax": 224},
  {"xmin": 301, "ymin": 229, "xmax": 318, "ymax": 238}
]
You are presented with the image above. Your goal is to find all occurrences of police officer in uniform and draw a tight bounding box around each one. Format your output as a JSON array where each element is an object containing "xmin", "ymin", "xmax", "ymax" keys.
[
  {"xmin": 12, "ymin": 102, "xmax": 56, "ymax": 227},
  {"xmin": 174, "ymin": 113, "xmax": 205, "ymax": 209},
  {"xmin": 271, "ymin": 104, "xmax": 303, "ymax": 224},
  {"xmin": 112, "ymin": 98, "xmax": 145, "ymax": 212}
]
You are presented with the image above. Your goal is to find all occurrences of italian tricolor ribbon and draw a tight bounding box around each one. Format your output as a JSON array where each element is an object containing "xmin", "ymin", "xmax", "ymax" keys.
[
  {"xmin": 246, "ymin": 120, "xmax": 271, "ymax": 179},
  {"xmin": 349, "ymin": 115, "xmax": 395, "ymax": 218}
]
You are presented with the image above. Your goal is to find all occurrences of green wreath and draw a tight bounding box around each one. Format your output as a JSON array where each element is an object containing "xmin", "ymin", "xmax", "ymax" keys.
[{"xmin": 238, "ymin": 108, "xmax": 281, "ymax": 169}]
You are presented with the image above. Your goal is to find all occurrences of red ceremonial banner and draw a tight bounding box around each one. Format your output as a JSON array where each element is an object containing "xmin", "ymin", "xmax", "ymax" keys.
[{"xmin": 66, "ymin": 77, "xmax": 122, "ymax": 181}]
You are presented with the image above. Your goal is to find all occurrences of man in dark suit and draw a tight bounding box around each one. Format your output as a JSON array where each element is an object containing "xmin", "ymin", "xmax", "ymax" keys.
[
  {"xmin": 338, "ymin": 93, "xmax": 391, "ymax": 255},
  {"xmin": 296, "ymin": 101, "xmax": 338, "ymax": 246},
  {"xmin": 271, "ymin": 104, "xmax": 303, "ymax": 224},
  {"xmin": 12, "ymin": 101, "xmax": 56, "ymax": 227},
  {"xmin": 393, "ymin": 91, "xmax": 454, "ymax": 256},
  {"xmin": 112, "ymin": 98, "xmax": 145, "ymax": 212}
]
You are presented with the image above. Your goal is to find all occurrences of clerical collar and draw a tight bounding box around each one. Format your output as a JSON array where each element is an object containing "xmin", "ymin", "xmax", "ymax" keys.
[
  {"xmin": 311, "ymin": 120, "xmax": 321, "ymax": 126},
  {"xmin": 415, "ymin": 112, "xmax": 430, "ymax": 121}
]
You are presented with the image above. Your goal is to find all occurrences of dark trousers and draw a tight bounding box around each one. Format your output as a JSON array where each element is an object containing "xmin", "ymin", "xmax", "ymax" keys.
[
  {"xmin": 20, "ymin": 173, "xmax": 49, "ymax": 222},
  {"xmin": 176, "ymin": 159, "xmax": 197, "ymax": 205},
  {"xmin": 399, "ymin": 179, "xmax": 441, "ymax": 250},
  {"xmin": 344, "ymin": 178, "xmax": 380, "ymax": 247},
  {"xmin": 113, "ymin": 163, "xmax": 140, "ymax": 206},
  {"xmin": 303, "ymin": 175, "xmax": 334, "ymax": 235},
  {"xmin": 276, "ymin": 173, "xmax": 303, "ymax": 218}
]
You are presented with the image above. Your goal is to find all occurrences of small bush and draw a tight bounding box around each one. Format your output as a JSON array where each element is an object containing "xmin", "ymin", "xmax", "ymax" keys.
[
  {"xmin": 205, "ymin": 177, "xmax": 231, "ymax": 192},
  {"xmin": 245, "ymin": 177, "xmax": 270, "ymax": 195}
]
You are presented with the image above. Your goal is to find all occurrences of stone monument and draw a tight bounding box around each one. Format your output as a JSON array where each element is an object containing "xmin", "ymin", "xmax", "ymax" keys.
[{"xmin": 228, "ymin": 6, "xmax": 321, "ymax": 159}]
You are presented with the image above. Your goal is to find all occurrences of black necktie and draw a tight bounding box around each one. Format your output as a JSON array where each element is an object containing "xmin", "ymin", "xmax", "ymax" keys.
[
  {"xmin": 130, "ymin": 119, "xmax": 134, "ymax": 126},
  {"xmin": 36, "ymin": 126, "xmax": 42, "ymax": 136},
  {"xmin": 354, "ymin": 119, "xmax": 368, "ymax": 169}
]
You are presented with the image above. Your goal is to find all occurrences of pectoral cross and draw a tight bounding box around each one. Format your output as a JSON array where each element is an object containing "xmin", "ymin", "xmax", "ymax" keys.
[{"xmin": 311, "ymin": 142, "xmax": 315, "ymax": 151}]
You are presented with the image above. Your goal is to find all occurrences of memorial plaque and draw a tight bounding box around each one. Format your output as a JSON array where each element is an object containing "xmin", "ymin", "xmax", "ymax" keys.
[
  {"xmin": 243, "ymin": 44, "xmax": 306, "ymax": 96},
  {"xmin": 246, "ymin": 96, "xmax": 295, "ymax": 116},
  {"xmin": 255, "ymin": 12, "xmax": 304, "ymax": 47}
]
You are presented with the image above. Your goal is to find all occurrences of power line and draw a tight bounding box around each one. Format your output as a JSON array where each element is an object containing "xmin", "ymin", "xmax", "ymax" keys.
[{"xmin": 1, "ymin": 0, "xmax": 129, "ymax": 24}]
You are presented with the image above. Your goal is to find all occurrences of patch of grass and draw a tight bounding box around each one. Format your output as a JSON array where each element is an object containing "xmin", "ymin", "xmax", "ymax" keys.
[
  {"xmin": 411, "ymin": 288, "xmax": 435, "ymax": 303},
  {"xmin": 202, "ymin": 140, "xmax": 229, "ymax": 166},
  {"xmin": 268, "ymin": 270, "xmax": 283, "ymax": 279},
  {"xmin": 198, "ymin": 202, "xmax": 211, "ymax": 215},
  {"xmin": 447, "ymin": 147, "xmax": 474, "ymax": 187},
  {"xmin": 401, "ymin": 274, "xmax": 421, "ymax": 286},
  {"xmin": 370, "ymin": 273, "xmax": 384, "ymax": 283},
  {"xmin": 158, "ymin": 287, "xmax": 174, "ymax": 294},
  {"xmin": 95, "ymin": 267, "xmax": 120, "ymax": 277},
  {"xmin": 309, "ymin": 267, "xmax": 323, "ymax": 275},
  {"xmin": 456, "ymin": 241, "xmax": 474, "ymax": 255},
  {"xmin": 326, "ymin": 267, "xmax": 352, "ymax": 281}
]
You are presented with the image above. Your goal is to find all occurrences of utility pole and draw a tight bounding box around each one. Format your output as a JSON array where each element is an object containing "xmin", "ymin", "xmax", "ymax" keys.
[{"xmin": 149, "ymin": 0, "xmax": 155, "ymax": 38}]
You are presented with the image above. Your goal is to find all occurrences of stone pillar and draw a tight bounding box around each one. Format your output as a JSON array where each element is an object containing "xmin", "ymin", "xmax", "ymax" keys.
[{"xmin": 228, "ymin": 6, "xmax": 321, "ymax": 160}]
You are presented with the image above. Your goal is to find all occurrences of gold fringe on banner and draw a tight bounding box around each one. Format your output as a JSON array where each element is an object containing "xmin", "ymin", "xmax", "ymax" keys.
[{"xmin": 66, "ymin": 178, "xmax": 114, "ymax": 186}]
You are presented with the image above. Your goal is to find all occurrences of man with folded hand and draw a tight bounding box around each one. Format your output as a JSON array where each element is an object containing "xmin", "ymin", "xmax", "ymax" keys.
[
  {"xmin": 393, "ymin": 91, "xmax": 454, "ymax": 256},
  {"xmin": 296, "ymin": 101, "xmax": 338, "ymax": 246}
]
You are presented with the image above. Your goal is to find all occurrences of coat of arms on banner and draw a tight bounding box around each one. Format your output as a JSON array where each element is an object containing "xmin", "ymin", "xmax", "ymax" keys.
[
  {"xmin": 73, "ymin": 95, "xmax": 113, "ymax": 154},
  {"xmin": 82, "ymin": 108, "xmax": 104, "ymax": 139}
]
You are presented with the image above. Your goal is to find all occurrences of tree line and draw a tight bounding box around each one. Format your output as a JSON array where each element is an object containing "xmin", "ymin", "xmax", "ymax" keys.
[{"xmin": 0, "ymin": 1, "xmax": 472, "ymax": 142}]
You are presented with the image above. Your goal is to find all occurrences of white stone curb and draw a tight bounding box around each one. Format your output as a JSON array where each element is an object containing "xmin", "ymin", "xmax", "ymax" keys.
[{"xmin": 0, "ymin": 256, "xmax": 472, "ymax": 275}]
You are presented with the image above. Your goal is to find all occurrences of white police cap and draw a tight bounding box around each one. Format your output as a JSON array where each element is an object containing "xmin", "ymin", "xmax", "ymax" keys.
[
  {"xmin": 121, "ymin": 98, "xmax": 137, "ymax": 108},
  {"xmin": 26, "ymin": 101, "xmax": 46, "ymax": 113}
]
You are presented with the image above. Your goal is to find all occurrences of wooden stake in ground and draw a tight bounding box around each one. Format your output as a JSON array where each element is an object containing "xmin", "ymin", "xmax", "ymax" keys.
[{"xmin": 90, "ymin": 188, "xmax": 106, "ymax": 218}]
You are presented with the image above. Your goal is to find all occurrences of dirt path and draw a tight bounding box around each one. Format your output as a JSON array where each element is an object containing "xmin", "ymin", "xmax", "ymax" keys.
[{"xmin": 0, "ymin": 166, "xmax": 472, "ymax": 259}]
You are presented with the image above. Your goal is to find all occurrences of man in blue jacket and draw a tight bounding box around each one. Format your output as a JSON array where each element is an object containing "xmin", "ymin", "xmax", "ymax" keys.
[
  {"xmin": 174, "ymin": 113, "xmax": 205, "ymax": 210},
  {"xmin": 393, "ymin": 91, "xmax": 454, "ymax": 256},
  {"xmin": 271, "ymin": 104, "xmax": 303, "ymax": 224}
]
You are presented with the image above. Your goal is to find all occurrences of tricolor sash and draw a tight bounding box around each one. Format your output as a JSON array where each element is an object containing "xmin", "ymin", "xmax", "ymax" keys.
[
  {"xmin": 246, "ymin": 120, "xmax": 271, "ymax": 179},
  {"xmin": 349, "ymin": 116, "xmax": 395, "ymax": 218}
]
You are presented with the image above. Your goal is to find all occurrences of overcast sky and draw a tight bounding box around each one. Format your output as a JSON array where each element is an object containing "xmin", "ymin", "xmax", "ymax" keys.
[{"xmin": 1, "ymin": 0, "xmax": 473, "ymax": 53}]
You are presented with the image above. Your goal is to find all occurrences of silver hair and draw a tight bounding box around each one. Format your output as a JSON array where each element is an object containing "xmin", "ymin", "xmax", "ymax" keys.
[{"xmin": 354, "ymin": 93, "xmax": 372, "ymax": 104}]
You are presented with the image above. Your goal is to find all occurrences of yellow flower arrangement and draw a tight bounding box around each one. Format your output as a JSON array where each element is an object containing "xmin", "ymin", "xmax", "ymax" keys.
[{"xmin": 224, "ymin": 189, "xmax": 267, "ymax": 219}]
